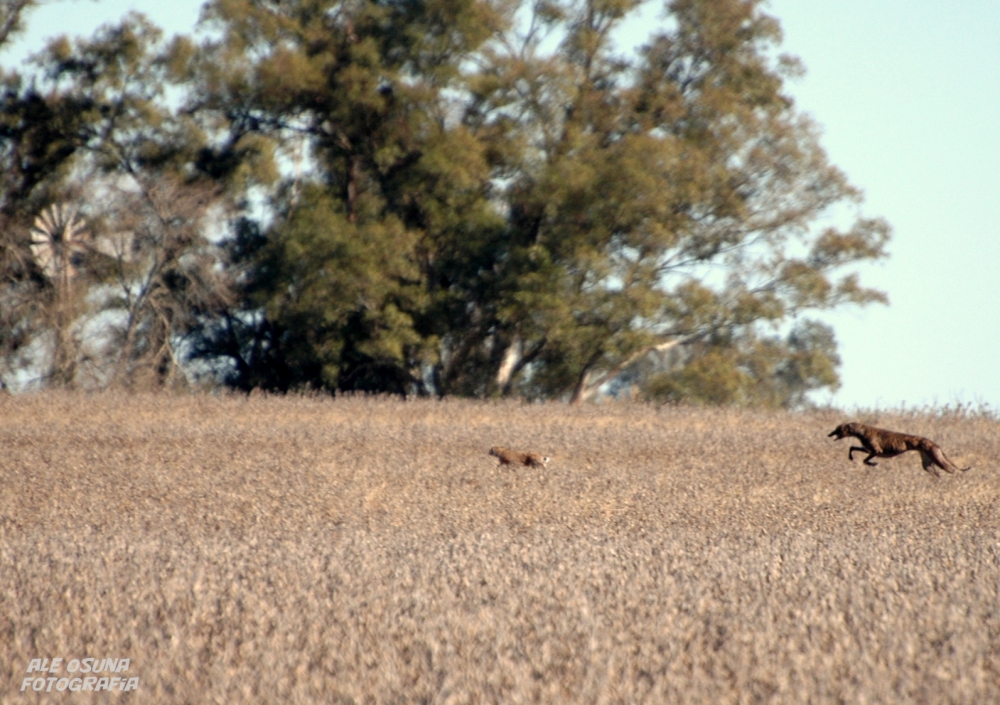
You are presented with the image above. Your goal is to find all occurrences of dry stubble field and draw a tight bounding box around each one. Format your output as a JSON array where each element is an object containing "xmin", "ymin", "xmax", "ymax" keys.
[{"xmin": 1, "ymin": 393, "xmax": 999, "ymax": 703}]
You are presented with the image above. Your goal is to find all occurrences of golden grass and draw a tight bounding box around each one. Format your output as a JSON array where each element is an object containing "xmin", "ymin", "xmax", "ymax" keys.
[{"xmin": 1, "ymin": 393, "xmax": 998, "ymax": 703}]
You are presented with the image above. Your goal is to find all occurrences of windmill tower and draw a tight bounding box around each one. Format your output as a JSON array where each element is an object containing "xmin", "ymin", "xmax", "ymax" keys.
[{"xmin": 29, "ymin": 204, "xmax": 90, "ymax": 386}]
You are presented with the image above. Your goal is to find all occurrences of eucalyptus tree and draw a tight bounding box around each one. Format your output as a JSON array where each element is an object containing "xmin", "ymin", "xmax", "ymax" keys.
[
  {"xmin": 182, "ymin": 0, "xmax": 888, "ymax": 405},
  {"xmin": 463, "ymin": 0, "xmax": 889, "ymax": 404},
  {"xmin": 180, "ymin": 0, "xmax": 505, "ymax": 393}
]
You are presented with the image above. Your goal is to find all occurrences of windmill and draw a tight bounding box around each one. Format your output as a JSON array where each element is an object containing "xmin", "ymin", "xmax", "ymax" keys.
[
  {"xmin": 29, "ymin": 204, "xmax": 90, "ymax": 286},
  {"xmin": 29, "ymin": 204, "xmax": 91, "ymax": 387}
]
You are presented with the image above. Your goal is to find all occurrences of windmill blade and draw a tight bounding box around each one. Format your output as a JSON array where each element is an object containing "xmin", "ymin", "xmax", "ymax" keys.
[{"xmin": 28, "ymin": 204, "xmax": 90, "ymax": 281}]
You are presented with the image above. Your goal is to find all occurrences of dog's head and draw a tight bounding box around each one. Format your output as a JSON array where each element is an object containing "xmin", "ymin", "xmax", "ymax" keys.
[
  {"xmin": 525, "ymin": 454, "xmax": 550, "ymax": 468},
  {"xmin": 828, "ymin": 422, "xmax": 858, "ymax": 440}
]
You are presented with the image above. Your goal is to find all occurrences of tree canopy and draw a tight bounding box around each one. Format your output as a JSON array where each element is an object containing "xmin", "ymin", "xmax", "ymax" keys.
[{"xmin": 0, "ymin": 0, "xmax": 889, "ymax": 405}]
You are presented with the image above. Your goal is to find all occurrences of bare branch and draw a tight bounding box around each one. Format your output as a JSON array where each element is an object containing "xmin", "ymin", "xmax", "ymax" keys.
[
  {"xmin": 0, "ymin": 0, "xmax": 35, "ymax": 48},
  {"xmin": 572, "ymin": 337, "xmax": 689, "ymax": 404}
]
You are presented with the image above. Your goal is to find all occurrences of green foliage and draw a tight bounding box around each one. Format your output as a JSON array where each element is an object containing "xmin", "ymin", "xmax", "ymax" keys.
[
  {"xmin": 181, "ymin": 0, "xmax": 510, "ymax": 394},
  {"xmin": 249, "ymin": 186, "xmax": 432, "ymax": 392},
  {"xmin": 0, "ymin": 0, "xmax": 890, "ymax": 404},
  {"xmin": 645, "ymin": 320, "xmax": 841, "ymax": 408},
  {"xmin": 454, "ymin": 0, "xmax": 889, "ymax": 403}
]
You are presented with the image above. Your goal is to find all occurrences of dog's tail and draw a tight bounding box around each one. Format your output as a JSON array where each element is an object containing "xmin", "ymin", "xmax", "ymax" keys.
[{"xmin": 924, "ymin": 442, "xmax": 971, "ymax": 474}]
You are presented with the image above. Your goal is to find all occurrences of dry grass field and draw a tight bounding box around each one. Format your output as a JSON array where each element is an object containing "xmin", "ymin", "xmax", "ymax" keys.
[{"xmin": 1, "ymin": 393, "xmax": 999, "ymax": 703}]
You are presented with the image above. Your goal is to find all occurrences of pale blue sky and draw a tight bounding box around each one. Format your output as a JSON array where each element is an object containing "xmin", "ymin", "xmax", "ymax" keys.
[
  {"xmin": 769, "ymin": 0, "xmax": 1000, "ymax": 411},
  {"xmin": 4, "ymin": 0, "xmax": 998, "ymax": 411}
]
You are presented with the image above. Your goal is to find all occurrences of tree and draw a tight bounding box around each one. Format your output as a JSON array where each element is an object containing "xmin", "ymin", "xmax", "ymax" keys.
[
  {"xmin": 180, "ymin": 0, "xmax": 888, "ymax": 405},
  {"xmin": 0, "ymin": 12, "xmax": 234, "ymax": 389},
  {"xmin": 181, "ymin": 0, "xmax": 504, "ymax": 394},
  {"xmin": 0, "ymin": 0, "xmax": 889, "ymax": 405},
  {"xmin": 643, "ymin": 319, "xmax": 842, "ymax": 407},
  {"xmin": 0, "ymin": 0, "xmax": 92, "ymax": 389},
  {"xmin": 458, "ymin": 0, "xmax": 889, "ymax": 404}
]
